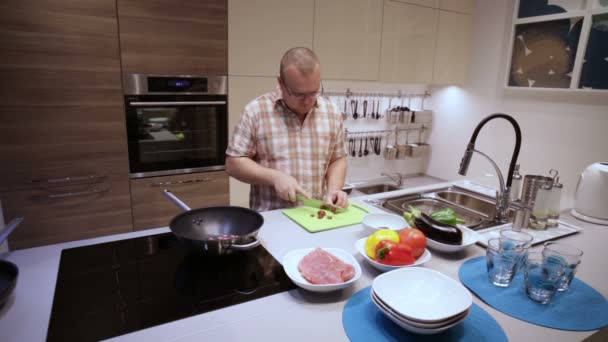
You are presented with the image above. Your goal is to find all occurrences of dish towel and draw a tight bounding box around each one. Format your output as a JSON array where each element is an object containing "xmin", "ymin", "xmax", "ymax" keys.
[
  {"xmin": 342, "ymin": 287, "xmax": 508, "ymax": 342},
  {"xmin": 459, "ymin": 256, "xmax": 608, "ymax": 331}
]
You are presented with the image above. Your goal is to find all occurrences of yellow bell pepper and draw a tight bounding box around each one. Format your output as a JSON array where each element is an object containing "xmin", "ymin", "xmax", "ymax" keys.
[{"xmin": 365, "ymin": 229, "xmax": 400, "ymax": 258}]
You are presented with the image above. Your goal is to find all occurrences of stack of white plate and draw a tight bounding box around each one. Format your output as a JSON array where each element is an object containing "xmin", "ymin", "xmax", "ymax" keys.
[{"xmin": 371, "ymin": 267, "xmax": 473, "ymax": 335}]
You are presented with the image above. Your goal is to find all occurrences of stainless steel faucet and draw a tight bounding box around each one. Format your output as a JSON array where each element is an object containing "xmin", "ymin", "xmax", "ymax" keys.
[
  {"xmin": 458, "ymin": 113, "xmax": 522, "ymax": 223},
  {"xmin": 381, "ymin": 172, "xmax": 404, "ymax": 186}
]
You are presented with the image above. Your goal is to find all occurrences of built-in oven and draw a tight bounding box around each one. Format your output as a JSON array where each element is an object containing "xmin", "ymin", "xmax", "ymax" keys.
[{"xmin": 123, "ymin": 74, "xmax": 228, "ymax": 178}]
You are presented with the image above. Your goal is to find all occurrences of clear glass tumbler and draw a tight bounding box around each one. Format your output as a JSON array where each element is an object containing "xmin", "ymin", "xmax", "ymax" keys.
[
  {"xmin": 499, "ymin": 229, "xmax": 534, "ymax": 273},
  {"xmin": 542, "ymin": 242, "xmax": 583, "ymax": 291},
  {"xmin": 524, "ymin": 252, "xmax": 566, "ymax": 304},
  {"xmin": 486, "ymin": 238, "xmax": 524, "ymax": 287}
]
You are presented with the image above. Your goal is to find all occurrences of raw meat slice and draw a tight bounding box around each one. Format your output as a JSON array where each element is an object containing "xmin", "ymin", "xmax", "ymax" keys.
[{"xmin": 297, "ymin": 248, "xmax": 355, "ymax": 284}]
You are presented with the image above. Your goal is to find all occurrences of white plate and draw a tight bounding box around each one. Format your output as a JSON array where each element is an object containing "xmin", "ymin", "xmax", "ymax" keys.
[
  {"xmin": 354, "ymin": 238, "xmax": 431, "ymax": 272},
  {"xmin": 362, "ymin": 213, "xmax": 408, "ymax": 235},
  {"xmin": 371, "ymin": 290, "xmax": 470, "ymax": 328},
  {"xmin": 372, "ymin": 267, "xmax": 472, "ymax": 322},
  {"xmin": 371, "ymin": 290, "xmax": 468, "ymax": 335},
  {"xmin": 282, "ymin": 248, "xmax": 361, "ymax": 292},
  {"xmin": 424, "ymin": 224, "xmax": 481, "ymax": 253}
]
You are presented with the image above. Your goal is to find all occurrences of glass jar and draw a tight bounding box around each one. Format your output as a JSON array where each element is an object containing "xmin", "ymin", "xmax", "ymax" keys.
[
  {"xmin": 530, "ymin": 184, "xmax": 551, "ymax": 230},
  {"xmin": 547, "ymin": 177, "xmax": 563, "ymax": 227}
]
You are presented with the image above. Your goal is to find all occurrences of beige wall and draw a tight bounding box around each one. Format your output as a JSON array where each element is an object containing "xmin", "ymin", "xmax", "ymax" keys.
[{"xmin": 426, "ymin": 0, "xmax": 608, "ymax": 209}]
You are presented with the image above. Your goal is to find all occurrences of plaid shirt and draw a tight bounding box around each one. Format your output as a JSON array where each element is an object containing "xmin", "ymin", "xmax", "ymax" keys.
[{"xmin": 226, "ymin": 87, "xmax": 346, "ymax": 211}]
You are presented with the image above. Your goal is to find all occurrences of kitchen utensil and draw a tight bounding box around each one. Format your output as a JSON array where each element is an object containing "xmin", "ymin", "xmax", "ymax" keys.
[
  {"xmin": 363, "ymin": 99, "xmax": 368, "ymax": 118},
  {"xmin": 358, "ymin": 138, "xmax": 363, "ymax": 157},
  {"xmin": 282, "ymin": 203, "xmax": 370, "ymax": 233},
  {"xmin": 374, "ymin": 137, "xmax": 382, "ymax": 155},
  {"xmin": 351, "ymin": 99, "xmax": 358, "ymax": 120},
  {"xmin": 396, "ymin": 130, "xmax": 410, "ymax": 159},
  {"xmin": 0, "ymin": 217, "xmax": 23, "ymax": 308},
  {"xmin": 370, "ymin": 97, "xmax": 376, "ymax": 119},
  {"xmin": 363, "ymin": 137, "xmax": 369, "ymax": 156},
  {"xmin": 384, "ymin": 132, "xmax": 397, "ymax": 160},
  {"xmin": 296, "ymin": 194, "xmax": 346, "ymax": 214},
  {"xmin": 409, "ymin": 127, "xmax": 430, "ymax": 157},
  {"xmin": 163, "ymin": 190, "xmax": 262, "ymax": 255},
  {"xmin": 571, "ymin": 162, "xmax": 608, "ymax": 225}
]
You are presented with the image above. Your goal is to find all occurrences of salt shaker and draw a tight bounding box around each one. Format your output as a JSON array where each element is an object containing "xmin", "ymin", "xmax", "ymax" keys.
[
  {"xmin": 530, "ymin": 183, "xmax": 551, "ymax": 230},
  {"xmin": 547, "ymin": 176, "xmax": 563, "ymax": 227}
]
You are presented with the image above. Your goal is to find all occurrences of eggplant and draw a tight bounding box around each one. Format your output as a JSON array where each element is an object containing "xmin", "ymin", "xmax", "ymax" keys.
[{"xmin": 414, "ymin": 213, "xmax": 463, "ymax": 245}]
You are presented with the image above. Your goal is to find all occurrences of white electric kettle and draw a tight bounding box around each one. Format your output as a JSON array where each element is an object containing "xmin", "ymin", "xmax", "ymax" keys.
[{"xmin": 571, "ymin": 162, "xmax": 608, "ymax": 225}]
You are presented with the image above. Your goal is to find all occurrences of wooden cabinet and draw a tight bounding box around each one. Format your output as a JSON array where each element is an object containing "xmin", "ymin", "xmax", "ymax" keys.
[
  {"xmin": 130, "ymin": 171, "xmax": 229, "ymax": 230},
  {"xmin": 228, "ymin": 0, "xmax": 314, "ymax": 76},
  {"xmin": 117, "ymin": 0, "xmax": 227, "ymax": 75},
  {"xmin": 432, "ymin": 10, "xmax": 473, "ymax": 85},
  {"xmin": 379, "ymin": 0, "xmax": 438, "ymax": 83},
  {"xmin": 392, "ymin": 0, "xmax": 438, "ymax": 8},
  {"xmin": 313, "ymin": 0, "xmax": 383, "ymax": 80},
  {"xmin": 0, "ymin": 0, "xmax": 133, "ymax": 249}
]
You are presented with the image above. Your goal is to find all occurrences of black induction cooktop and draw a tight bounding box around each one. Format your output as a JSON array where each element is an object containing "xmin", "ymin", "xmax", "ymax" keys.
[{"xmin": 46, "ymin": 233, "xmax": 296, "ymax": 342}]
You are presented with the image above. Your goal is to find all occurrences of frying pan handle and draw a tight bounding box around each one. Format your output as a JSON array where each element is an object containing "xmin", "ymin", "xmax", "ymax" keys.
[
  {"xmin": 229, "ymin": 237, "xmax": 261, "ymax": 251},
  {"xmin": 163, "ymin": 189, "xmax": 192, "ymax": 212},
  {"xmin": 0, "ymin": 217, "xmax": 24, "ymax": 245}
]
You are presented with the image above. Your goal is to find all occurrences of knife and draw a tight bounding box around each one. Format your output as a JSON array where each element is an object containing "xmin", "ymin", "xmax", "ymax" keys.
[{"xmin": 296, "ymin": 194, "xmax": 347, "ymax": 214}]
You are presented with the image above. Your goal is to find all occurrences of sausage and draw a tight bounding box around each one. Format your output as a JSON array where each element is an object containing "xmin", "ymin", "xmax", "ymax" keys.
[{"xmin": 414, "ymin": 213, "xmax": 463, "ymax": 245}]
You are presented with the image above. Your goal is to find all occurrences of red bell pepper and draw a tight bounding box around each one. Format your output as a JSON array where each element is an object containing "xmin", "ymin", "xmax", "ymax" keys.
[{"xmin": 374, "ymin": 240, "xmax": 415, "ymax": 266}]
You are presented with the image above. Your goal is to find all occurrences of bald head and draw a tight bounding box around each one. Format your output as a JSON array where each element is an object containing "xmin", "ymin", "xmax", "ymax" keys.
[{"xmin": 279, "ymin": 47, "xmax": 320, "ymax": 78}]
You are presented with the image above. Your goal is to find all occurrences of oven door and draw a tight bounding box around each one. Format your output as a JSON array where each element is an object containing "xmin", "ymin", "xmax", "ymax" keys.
[{"xmin": 125, "ymin": 94, "xmax": 228, "ymax": 178}]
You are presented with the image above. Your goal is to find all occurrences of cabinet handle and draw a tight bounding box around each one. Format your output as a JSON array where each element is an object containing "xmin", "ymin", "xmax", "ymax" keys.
[
  {"xmin": 30, "ymin": 186, "xmax": 109, "ymax": 202},
  {"xmin": 29, "ymin": 174, "xmax": 105, "ymax": 185},
  {"xmin": 129, "ymin": 101, "xmax": 226, "ymax": 106},
  {"xmin": 150, "ymin": 178, "xmax": 213, "ymax": 187}
]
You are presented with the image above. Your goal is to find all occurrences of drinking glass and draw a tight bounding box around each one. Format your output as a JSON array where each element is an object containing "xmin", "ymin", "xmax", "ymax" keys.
[
  {"xmin": 524, "ymin": 252, "xmax": 566, "ymax": 304},
  {"xmin": 499, "ymin": 229, "xmax": 533, "ymax": 273},
  {"xmin": 486, "ymin": 238, "xmax": 524, "ymax": 287},
  {"xmin": 542, "ymin": 242, "xmax": 583, "ymax": 291}
]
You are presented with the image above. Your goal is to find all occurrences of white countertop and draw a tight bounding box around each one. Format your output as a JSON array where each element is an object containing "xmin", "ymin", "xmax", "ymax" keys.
[{"xmin": 0, "ymin": 177, "xmax": 606, "ymax": 342}]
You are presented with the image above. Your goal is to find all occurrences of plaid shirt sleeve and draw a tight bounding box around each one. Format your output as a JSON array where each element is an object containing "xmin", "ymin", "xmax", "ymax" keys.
[{"xmin": 226, "ymin": 105, "xmax": 257, "ymax": 158}]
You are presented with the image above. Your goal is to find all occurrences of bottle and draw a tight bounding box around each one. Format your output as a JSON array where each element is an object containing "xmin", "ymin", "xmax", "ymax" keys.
[
  {"xmin": 547, "ymin": 176, "xmax": 563, "ymax": 227},
  {"xmin": 510, "ymin": 164, "xmax": 523, "ymax": 202},
  {"xmin": 530, "ymin": 183, "xmax": 551, "ymax": 230}
]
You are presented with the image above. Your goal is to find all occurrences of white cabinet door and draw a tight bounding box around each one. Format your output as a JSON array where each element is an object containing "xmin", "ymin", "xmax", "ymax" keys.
[
  {"xmin": 439, "ymin": 0, "xmax": 475, "ymax": 14},
  {"xmin": 229, "ymin": 0, "xmax": 314, "ymax": 76},
  {"xmin": 313, "ymin": 0, "xmax": 383, "ymax": 80},
  {"xmin": 379, "ymin": 0, "xmax": 438, "ymax": 83},
  {"xmin": 432, "ymin": 10, "xmax": 473, "ymax": 85},
  {"xmin": 227, "ymin": 76, "xmax": 277, "ymax": 207}
]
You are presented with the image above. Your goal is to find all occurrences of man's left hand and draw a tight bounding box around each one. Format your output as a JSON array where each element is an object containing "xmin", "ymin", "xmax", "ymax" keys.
[{"xmin": 325, "ymin": 190, "xmax": 349, "ymax": 209}]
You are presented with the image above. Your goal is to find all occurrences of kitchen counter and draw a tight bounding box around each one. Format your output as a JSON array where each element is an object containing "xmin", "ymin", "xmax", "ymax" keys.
[{"xmin": 0, "ymin": 177, "xmax": 606, "ymax": 342}]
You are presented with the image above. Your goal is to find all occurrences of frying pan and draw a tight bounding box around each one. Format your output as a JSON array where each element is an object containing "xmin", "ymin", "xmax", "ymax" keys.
[
  {"xmin": 0, "ymin": 217, "xmax": 23, "ymax": 308},
  {"xmin": 163, "ymin": 190, "xmax": 263, "ymax": 255}
]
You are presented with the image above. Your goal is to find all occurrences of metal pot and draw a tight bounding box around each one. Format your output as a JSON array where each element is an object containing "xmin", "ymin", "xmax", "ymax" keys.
[{"xmin": 163, "ymin": 190, "xmax": 262, "ymax": 255}]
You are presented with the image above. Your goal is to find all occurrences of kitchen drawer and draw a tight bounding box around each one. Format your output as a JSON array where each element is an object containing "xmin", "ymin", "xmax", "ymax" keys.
[
  {"xmin": 1, "ymin": 177, "xmax": 133, "ymax": 250},
  {"xmin": 130, "ymin": 171, "xmax": 229, "ymax": 231}
]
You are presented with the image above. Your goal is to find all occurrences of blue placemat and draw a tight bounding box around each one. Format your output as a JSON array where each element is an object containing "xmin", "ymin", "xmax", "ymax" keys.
[
  {"xmin": 342, "ymin": 287, "xmax": 508, "ymax": 342},
  {"xmin": 459, "ymin": 256, "xmax": 608, "ymax": 331}
]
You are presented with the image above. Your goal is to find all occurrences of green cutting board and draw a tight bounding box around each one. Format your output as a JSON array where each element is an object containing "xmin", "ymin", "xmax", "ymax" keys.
[{"xmin": 283, "ymin": 203, "xmax": 370, "ymax": 233}]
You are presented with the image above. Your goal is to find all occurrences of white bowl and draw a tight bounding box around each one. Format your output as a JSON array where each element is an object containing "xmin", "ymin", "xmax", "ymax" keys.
[
  {"xmin": 424, "ymin": 224, "xmax": 481, "ymax": 253},
  {"xmin": 371, "ymin": 290, "xmax": 469, "ymax": 334},
  {"xmin": 282, "ymin": 248, "xmax": 361, "ymax": 292},
  {"xmin": 362, "ymin": 213, "xmax": 408, "ymax": 234},
  {"xmin": 372, "ymin": 267, "xmax": 472, "ymax": 322},
  {"xmin": 354, "ymin": 238, "xmax": 431, "ymax": 272},
  {"xmin": 371, "ymin": 290, "xmax": 470, "ymax": 327}
]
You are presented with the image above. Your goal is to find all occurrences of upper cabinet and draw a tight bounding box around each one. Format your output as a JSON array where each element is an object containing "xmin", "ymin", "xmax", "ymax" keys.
[
  {"xmin": 229, "ymin": 0, "xmax": 314, "ymax": 76},
  {"xmin": 313, "ymin": 0, "xmax": 383, "ymax": 80},
  {"xmin": 433, "ymin": 10, "xmax": 473, "ymax": 85},
  {"xmin": 380, "ymin": 1, "xmax": 438, "ymax": 83},
  {"xmin": 439, "ymin": 0, "xmax": 475, "ymax": 14},
  {"xmin": 117, "ymin": 0, "xmax": 227, "ymax": 75}
]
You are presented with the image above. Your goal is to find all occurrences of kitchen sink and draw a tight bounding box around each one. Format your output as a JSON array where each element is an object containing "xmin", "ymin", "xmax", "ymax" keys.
[
  {"xmin": 366, "ymin": 186, "xmax": 516, "ymax": 231},
  {"xmin": 355, "ymin": 183, "xmax": 401, "ymax": 194}
]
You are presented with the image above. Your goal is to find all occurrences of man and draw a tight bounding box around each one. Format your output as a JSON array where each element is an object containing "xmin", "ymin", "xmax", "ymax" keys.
[{"xmin": 225, "ymin": 47, "xmax": 348, "ymax": 212}]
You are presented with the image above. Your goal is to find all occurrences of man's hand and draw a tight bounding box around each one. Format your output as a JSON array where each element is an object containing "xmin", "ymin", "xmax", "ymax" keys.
[
  {"xmin": 325, "ymin": 189, "xmax": 349, "ymax": 209},
  {"xmin": 272, "ymin": 171, "xmax": 308, "ymax": 202}
]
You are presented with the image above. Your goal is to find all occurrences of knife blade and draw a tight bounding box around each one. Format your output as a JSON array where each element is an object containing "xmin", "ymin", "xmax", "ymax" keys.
[{"xmin": 296, "ymin": 194, "xmax": 347, "ymax": 214}]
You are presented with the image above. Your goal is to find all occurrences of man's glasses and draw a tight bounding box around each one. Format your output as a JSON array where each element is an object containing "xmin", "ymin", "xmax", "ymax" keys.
[{"xmin": 281, "ymin": 79, "xmax": 324, "ymax": 99}]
